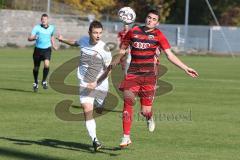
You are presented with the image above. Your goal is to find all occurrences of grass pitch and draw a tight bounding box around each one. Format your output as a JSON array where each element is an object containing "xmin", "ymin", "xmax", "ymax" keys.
[{"xmin": 0, "ymin": 48, "xmax": 240, "ymax": 160}]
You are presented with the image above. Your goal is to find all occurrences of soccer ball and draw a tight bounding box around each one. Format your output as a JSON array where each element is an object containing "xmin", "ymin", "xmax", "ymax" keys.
[{"xmin": 118, "ymin": 7, "xmax": 136, "ymax": 24}]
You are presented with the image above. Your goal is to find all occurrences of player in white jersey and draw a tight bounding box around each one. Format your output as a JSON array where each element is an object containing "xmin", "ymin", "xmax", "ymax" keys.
[{"xmin": 57, "ymin": 21, "xmax": 112, "ymax": 151}]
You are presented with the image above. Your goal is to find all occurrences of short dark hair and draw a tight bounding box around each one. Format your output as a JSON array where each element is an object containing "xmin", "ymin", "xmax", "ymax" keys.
[
  {"xmin": 41, "ymin": 13, "xmax": 48, "ymax": 18},
  {"xmin": 89, "ymin": 20, "xmax": 103, "ymax": 32},
  {"xmin": 147, "ymin": 9, "xmax": 160, "ymax": 20}
]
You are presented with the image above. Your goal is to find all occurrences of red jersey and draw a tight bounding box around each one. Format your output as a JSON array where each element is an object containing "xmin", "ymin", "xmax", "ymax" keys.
[
  {"xmin": 121, "ymin": 26, "xmax": 170, "ymax": 75},
  {"xmin": 118, "ymin": 30, "xmax": 128, "ymax": 47}
]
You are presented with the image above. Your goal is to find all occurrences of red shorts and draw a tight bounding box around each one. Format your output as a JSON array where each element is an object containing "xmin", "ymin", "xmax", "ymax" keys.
[{"xmin": 119, "ymin": 74, "xmax": 157, "ymax": 106}]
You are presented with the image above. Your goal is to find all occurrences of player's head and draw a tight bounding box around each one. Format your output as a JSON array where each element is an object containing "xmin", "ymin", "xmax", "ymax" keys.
[
  {"xmin": 88, "ymin": 20, "xmax": 103, "ymax": 44},
  {"xmin": 145, "ymin": 9, "xmax": 159, "ymax": 29},
  {"xmin": 41, "ymin": 13, "xmax": 49, "ymax": 26}
]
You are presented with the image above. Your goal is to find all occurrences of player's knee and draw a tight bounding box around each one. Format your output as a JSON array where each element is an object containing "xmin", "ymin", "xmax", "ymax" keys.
[
  {"xmin": 123, "ymin": 97, "xmax": 134, "ymax": 116},
  {"xmin": 82, "ymin": 103, "xmax": 93, "ymax": 112},
  {"xmin": 124, "ymin": 91, "xmax": 135, "ymax": 106},
  {"xmin": 44, "ymin": 61, "xmax": 50, "ymax": 68},
  {"xmin": 123, "ymin": 99, "xmax": 134, "ymax": 122},
  {"xmin": 124, "ymin": 97, "xmax": 135, "ymax": 106},
  {"xmin": 82, "ymin": 103, "xmax": 94, "ymax": 120},
  {"xmin": 44, "ymin": 65, "xmax": 49, "ymax": 69}
]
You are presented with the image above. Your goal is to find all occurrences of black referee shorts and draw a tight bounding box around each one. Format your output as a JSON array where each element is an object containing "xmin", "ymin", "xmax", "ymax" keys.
[{"xmin": 33, "ymin": 47, "xmax": 52, "ymax": 63}]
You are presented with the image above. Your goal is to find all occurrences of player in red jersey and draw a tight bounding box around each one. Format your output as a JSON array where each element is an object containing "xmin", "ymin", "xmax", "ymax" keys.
[
  {"xmin": 118, "ymin": 24, "xmax": 130, "ymax": 74},
  {"xmin": 118, "ymin": 24, "xmax": 129, "ymax": 47},
  {"xmin": 111, "ymin": 9, "xmax": 199, "ymax": 147}
]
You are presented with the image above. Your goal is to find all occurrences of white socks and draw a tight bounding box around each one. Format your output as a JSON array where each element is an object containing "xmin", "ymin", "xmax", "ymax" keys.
[
  {"xmin": 124, "ymin": 134, "xmax": 130, "ymax": 138},
  {"xmin": 85, "ymin": 119, "xmax": 97, "ymax": 141}
]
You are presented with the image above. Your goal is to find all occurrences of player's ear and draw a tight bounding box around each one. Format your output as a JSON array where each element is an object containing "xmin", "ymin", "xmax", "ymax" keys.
[{"xmin": 88, "ymin": 30, "xmax": 92, "ymax": 36}]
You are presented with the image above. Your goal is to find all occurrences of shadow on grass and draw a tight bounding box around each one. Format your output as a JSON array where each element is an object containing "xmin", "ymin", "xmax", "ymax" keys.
[
  {"xmin": 71, "ymin": 104, "xmax": 122, "ymax": 113},
  {"xmin": 0, "ymin": 137, "xmax": 121, "ymax": 157},
  {"xmin": 0, "ymin": 147, "xmax": 64, "ymax": 160},
  {"xmin": 0, "ymin": 87, "xmax": 34, "ymax": 93}
]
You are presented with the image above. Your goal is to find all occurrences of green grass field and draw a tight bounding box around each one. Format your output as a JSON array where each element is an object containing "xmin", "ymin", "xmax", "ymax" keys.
[{"xmin": 0, "ymin": 48, "xmax": 240, "ymax": 160}]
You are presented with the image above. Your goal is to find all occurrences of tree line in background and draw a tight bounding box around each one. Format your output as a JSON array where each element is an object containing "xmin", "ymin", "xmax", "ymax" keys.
[
  {"xmin": 167, "ymin": 0, "xmax": 240, "ymax": 26},
  {"xmin": 1, "ymin": 0, "xmax": 240, "ymax": 26},
  {"xmin": 57, "ymin": 0, "xmax": 240, "ymax": 26}
]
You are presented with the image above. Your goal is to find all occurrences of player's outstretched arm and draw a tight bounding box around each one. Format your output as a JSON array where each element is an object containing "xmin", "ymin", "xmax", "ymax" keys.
[
  {"xmin": 56, "ymin": 35, "xmax": 79, "ymax": 47},
  {"xmin": 96, "ymin": 65, "xmax": 113, "ymax": 85},
  {"xmin": 164, "ymin": 49, "xmax": 199, "ymax": 78},
  {"xmin": 96, "ymin": 48, "xmax": 126, "ymax": 86},
  {"xmin": 86, "ymin": 65, "xmax": 113, "ymax": 89},
  {"xmin": 95, "ymin": 44, "xmax": 128, "ymax": 86}
]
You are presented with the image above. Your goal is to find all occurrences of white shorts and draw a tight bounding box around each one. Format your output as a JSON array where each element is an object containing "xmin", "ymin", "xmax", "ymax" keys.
[{"xmin": 79, "ymin": 78, "xmax": 109, "ymax": 105}]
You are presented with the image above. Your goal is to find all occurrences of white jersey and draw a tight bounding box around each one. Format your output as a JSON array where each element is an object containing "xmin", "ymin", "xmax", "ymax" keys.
[{"xmin": 76, "ymin": 36, "xmax": 112, "ymax": 83}]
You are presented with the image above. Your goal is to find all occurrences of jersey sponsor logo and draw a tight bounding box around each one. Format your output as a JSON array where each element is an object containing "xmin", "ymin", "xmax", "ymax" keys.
[
  {"xmin": 133, "ymin": 35, "xmax": 139, "ymax": 38},
  {"xmin": 148, "ymin": 35, "xmax": 154, "ymax": 39},
  {"xmin": 133, "ymin": 42, "xmax": 150, "ymax": 49}
]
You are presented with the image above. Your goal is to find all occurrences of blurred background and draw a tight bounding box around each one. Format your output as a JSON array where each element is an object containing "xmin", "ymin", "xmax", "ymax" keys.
[{"xmin": 1, "ymin": 0, "xmax": 240, "ymax": 54}]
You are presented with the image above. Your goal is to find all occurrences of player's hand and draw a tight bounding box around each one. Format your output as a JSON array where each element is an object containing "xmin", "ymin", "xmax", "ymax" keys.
[
  {"xmin": 87, "ymin": 81, "xmax": 97, "ymax": 89},
  {"xmin": 110, "ymin": 61, "xmax": 117, "ymax": 67},
  {"xmin": 56, "ymin": 35, "xmax": 63, "ymax": 42},
  {"xmin": 184, "ymin": 67, "xmax": 199, "ymax": 78},
  {"xmin": 28, "ymin": 35, "xmax": 38, "ymax": 41},
  {"xmin": 34, "ymin": 35, "xmax": 38, "ymax": 40},
  {"xmin": 53, "ymin": 45, "xmax": 58, "ymax": 50},
  {"xmin": 110, "ymin": 59, "xmax": 120, "ymax": 67}
]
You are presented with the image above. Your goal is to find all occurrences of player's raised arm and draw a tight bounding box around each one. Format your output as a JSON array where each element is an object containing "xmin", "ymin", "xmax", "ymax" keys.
[
  {"xmin": 164, "ymin": 48, "xmax": 199, "ymax": 78},
  {"xmin": 56, "ymin": 35, "xmax": 79, "ymax": 47},
  {"xmin": 96, "ymin": 64, "xmax": 113, "ymax": 85},
  {"xmin": 99, "ymin": 46, "xmax": 126, "ymax": 85}
]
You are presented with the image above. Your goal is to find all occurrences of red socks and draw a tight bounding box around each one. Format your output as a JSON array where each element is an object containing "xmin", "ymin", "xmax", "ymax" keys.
[{"xmin": 122, "ymin": 97, "xmax": 134, "ymax": 135}]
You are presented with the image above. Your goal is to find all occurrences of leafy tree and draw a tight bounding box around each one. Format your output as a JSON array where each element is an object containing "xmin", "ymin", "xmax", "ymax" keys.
[
  {"xmin": 57, "ymin": 0, "xmax": 116, "ymax": 16},
  {"xmin": 167, "ymin": 0, "xmax": 210, "ymax": 25},
  {"xmin": 54, "ymin": 0, "xmax": 240, "ymax": 26},
  {"xmin": 220, "ymin": 6, "xmax": 240, "ymax": 26},
  {"xmin": 167, "ymin": 0, "xmax": 240, "ymax": 26}
]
